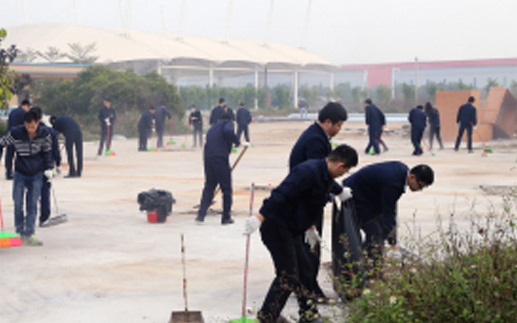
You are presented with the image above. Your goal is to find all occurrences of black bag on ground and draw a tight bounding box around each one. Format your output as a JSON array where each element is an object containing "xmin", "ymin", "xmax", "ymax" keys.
[{"xmin": 137, "ymin": 189, "xmax": 176, "ymax": 222}]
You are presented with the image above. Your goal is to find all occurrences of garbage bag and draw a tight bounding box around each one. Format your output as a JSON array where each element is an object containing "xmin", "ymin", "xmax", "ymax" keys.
[{"xmin": 137, "ymin": 189, "xmax": 176, "ymax": 222}]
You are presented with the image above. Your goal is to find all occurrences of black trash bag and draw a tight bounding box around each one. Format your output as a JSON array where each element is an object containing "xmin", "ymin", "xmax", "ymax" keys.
[{"xmin": 137, "ymin": 189, "xmax": 176, "ymax": 222}]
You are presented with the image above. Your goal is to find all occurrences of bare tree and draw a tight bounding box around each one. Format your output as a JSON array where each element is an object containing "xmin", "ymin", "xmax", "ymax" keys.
[
  {"xmin": 66, "ymin": 42, "xmax": 98, "ymax": 64},
  {"xmin": 37, "ymin": 46, "xmax": 65, "ymax": 63},
  {"xmin": 16, "ymin": 47, "xmax": 38, "ymax": 62}
]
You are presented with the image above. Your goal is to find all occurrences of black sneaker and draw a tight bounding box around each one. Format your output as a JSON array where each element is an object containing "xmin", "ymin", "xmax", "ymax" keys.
[
  {"xmin": 195, "ymin": 216, "xmax": 204, "ymax": 224},
  {"xmin": 64, "ymin": 174, "xmax": 77, "ymax": 178},
  {"xmin": 6, "ymin": 174, "xmax": 13, "ymax": 180},
  {"xmin": 221, "ymin": 218, "xmax": 235, "ymax": 225}
]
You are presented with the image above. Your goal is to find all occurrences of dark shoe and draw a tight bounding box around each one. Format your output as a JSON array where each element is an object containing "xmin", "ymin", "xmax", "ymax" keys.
[
  {"xmin": 195, "ymin": 216, "xmax": 204, "ymax": 224},
  {"xmin": 454, "ymin": 148, "xmax": 459, "ymax": 152},
  {"xmin": 64, "ymin": 174, "xmax": 77, "ymax": 178},
  {"xmin": 6, "ymin": 174, "xmax": 13, "ymax": 180},
  {"xmin": 221, "ymin": 218, "xmax": 235, "ymax": 225},
  {"xmin": 468, "ymin": 149, "xmax": 474, "ymax": 153}
]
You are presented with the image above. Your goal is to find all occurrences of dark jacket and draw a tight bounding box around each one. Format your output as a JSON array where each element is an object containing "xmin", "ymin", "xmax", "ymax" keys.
[
  {"xmin": 427, "ymin": 107, "xmax": 440, "ymax": 127},
  {"xmin": 52, "ymin": 116, "xmax": 81, "ymax": 137},
  {"xmin": 209, "ymin": 105, "xmax": 225, "ymax": 125},
  {"xmin": 40, "ymin": 123, "xmax": 61, "ymax": 167},
  {"xmin": 408, "ymin": 107, "xmax": 427, "ymax": 129},
  {"xmin": 342, "ymin": 161, "xmax": 408, "ymax": 243},
  {"xmin": 204, "ymin": 119, "xmax": 239, "ymax": 159},
  {"xmin": 138, "ymin": 111, "xmax": 155, "ymax": 131},
  {"xmin": 189, "ymin": 110, "xmax": 203, "ymax": 128},
  {"xmin": 98, "ymin": 106, "xmax": 116, "ymax": 126},
  {"xmin": 260, "ymin": 159, "xmax": 333, "ymax": 235},
  {"xmin": 456, "ymin": 103, "xmax": 477, "ymax": 127},
  {"xmin": 0, "ymin": 125, "xmax": 53, "ymax": 176},
  {"xmin": 154, "ymin": 106, "xmax": 171, "ymax": 129},
  {"xmin": 236, "ymin": 107, "xmax": 252, "ymax": 126},
  {"xmin": 8, "ymin": 106, "xmax": 26, "ymax": 130},
  {"xmin": 289, "ymin": 122, "xmax": 341, "ymax": 195},
  {"xmin": 365, "ymin": 104, "xmax": 382, "ymax": 127}
]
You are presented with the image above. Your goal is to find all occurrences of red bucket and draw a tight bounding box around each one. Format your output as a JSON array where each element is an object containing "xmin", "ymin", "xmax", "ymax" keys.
[{"xmin": 147, "ymin": 209, "xmax": 167, "ymax": 223}]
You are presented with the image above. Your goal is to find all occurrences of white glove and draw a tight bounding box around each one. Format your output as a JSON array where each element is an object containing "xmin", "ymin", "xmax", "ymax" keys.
[
  {"xmin": 304, "ymin": 228, "xmax": 321, "ymax": 249},
  {"xmin": 44, "ymin": 170, "xmax": 54, "ymax": 180},
  {"xmin": 473, "ymin": 126, "xmax": 477, "ymax": 130},
  {"xmin": 338, "ymin": 187, "xmax": 353, "ymax": 202},
  {"xmin": 241, "ymin": 141, "xmax": 250, "ymax": 147},
  {"xmin": 386, "ymin": 249, "xmax": 402, "ymax": 261},
  {"xmin": 243, "ymin": 215, "xmax": 261, "ymax": 235},
  {"xmin": 105, "ymin": 118, "xmax": 111, "ymax": 126},
  {"xmin": 56, "ymin": 166, "xmax": 62, "ymax": 175}
]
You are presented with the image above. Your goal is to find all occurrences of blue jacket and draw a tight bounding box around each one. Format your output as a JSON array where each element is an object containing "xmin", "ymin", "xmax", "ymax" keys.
[
  {"xmin": 189, "ymin": 109, "xmax": 203, "ymax": 128},
  {"xmin": 138, "ymin": 111, "xmax": 155, "ymax": 131},
  {"xmin": 365, "ymin": 104, "xmax": 382, "ymax": 127},
  {"xmin": 52, "ymin": 116, "xmax": 81, "ymax": 137},
  {"xmin": 98, "ymin": 106, "xmax": 116, "ymax": 126},
  {"xmin": 236, "ymin": 107, "xmax": 252, "ymax": 126},
  {"xmin": 289, "ymin": 122, "xmax": 341, "ymax": 195},
  {"xmin": 456, "ymin": 103, "xmax": 477, "ymax": 127},
  {"xmin": 260, "ymin": 159, "xmax": 333, "ymax": 235},
  {"xmin": 209, "ymin": 105, "xmax": 225, "ymax": 125},
  {"xmin": 427, "ymin": 107, "xmax": 440, "ymax": 127},
  {"xmin": 342, "ymin": 161, "xmax": 408, "ymax": 243},
  {"xmin": 8, "ymin": 106, "xmax": 26, "ymax": 130},
  {"xmin": 203, "ymin": 119, "xmax": 239, "ymax": 159},
  {"xmin": 408, "ymin": 108, "xmax": 427, "ymax": 129},
  {"xmin": 40, "ymin": 123, "xmax": 61, "ymax": 167},
  {"xmin": 0, "ymin": 125, "xmax": 53, "ymax": 176},
  {"xmin": 155, "ymin": 106, "xmax": 171, "ymax": 129}
]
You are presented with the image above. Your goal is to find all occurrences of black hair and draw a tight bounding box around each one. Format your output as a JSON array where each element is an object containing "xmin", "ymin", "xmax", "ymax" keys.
[
  {"xmin": 50, "ymin": 116, "xmax": 57, "ymax": 124},
  {"xmin": 21, "ymin": 99, "xmax": 31, "ymax": 106},
  {"xmin": 191, "ymin": 104, "xmax": 196, "ymax": 108},
  {"xmin": 417, "ymin": 105, "xmax": 423, "ymax": 110},
  {"xmin": 149, "ymin": 105, "xmax": 156, "ymax": 111},
  {"xmin": 104, "ymin": 98, "xmax": 111, "ymax": 102},
  {"xmin": 468, "ymin": 96, "xmax": 475, "ymax": 103},
  {"xmin": 219, "ymin": 98, "xmax": 225, "ymax": 104},
  {"xmin": 239, "ymin": 102, "xmax": 244, "ymax": 106},
  {"xmin": 318, "ymin": 102, "xmax": 348, "ymax": 124},
  {"xmin": 219, "ymin": 112, "xmax": 232, "ymax": 121},
  {"xmin": 410, "ymin": 164, "xmax": 434, "ymax": 185},
  {"xmin": 23, "ymin": 109, "xmax": 40, "ymax": 123},
  {"xmin": 365, "ymin": 98, "xmax": 372, "ymax": 104},
  {"xmin": 327, "ymin": 144, "xmax": 358, "ymax": 168},
  {"xmin": 424, "ymin": 102, "xmax": 433, "ymax": 114},
  {"xmin": 29, "ymin": 106, "xmax": 42, "ymax": 120}
]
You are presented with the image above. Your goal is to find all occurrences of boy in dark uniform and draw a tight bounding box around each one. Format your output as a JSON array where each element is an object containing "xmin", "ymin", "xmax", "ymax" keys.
[
  {"xmin": 137, "ymin": 106, "xmax": 156, "ymax": 151},
  {"xmin": 50, "ymin": 115, "xmax": 83, "ymax": 178},
  {"xmin": 236, "ymin": 102, "xmax": 252, "ymax": 142},
  {"xmin": 408, "ymin": 105, "xmax": 427, "ymax": 155},
  {"xmin": 188, "ymin": 105, "xmax": 203, "ymax": 147},
  {"xmin": 97, "ymin": 98, "xmax": 116, "ymax": 156},
  {"xmin": 454, "ymin": 96, "xmax": 477, "ymax": 153}
]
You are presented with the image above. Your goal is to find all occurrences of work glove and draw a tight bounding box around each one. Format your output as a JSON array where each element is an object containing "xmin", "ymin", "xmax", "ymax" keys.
[
  {"xmin": 56, "ymin": 166, "xmax": 62, "ymax": 175},
  {"xmin": 338, "ymin": 187, "xmax": 353, "ymax": 202},
  {"xmin": 105, "ymin": 118, "xmax": 111, "ymax": 126},
  {"xmin": 44, "ymin": 169, "xmax": 54, "ymax": 180},
  {"xmin": 304, "ymin": 228, "xmax": 321, "ymax": 249},
  {"xmin": 473, "ymin": 126, "xmax": 477, "ymax": 130},
  {"xmin": 241, "ymin": 141, "xmax": 250, "ymax": 147},
  {"xmin": 243, "ymin": 215, "xmax": 261, "ymax": 235}
]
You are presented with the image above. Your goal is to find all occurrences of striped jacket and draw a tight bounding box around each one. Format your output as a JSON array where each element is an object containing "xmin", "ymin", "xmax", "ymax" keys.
[{"xmin": 0, "ymin": 125, "xmax": 53, "ymax": 176}]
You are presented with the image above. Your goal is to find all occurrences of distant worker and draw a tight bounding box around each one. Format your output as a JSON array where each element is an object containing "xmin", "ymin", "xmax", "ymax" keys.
[
  {"xmin": 378, "ymin": 105, "xmax": 389, "ymax": 152},
  {"xmin": 424, "ymin": 102, "xmax": 443, "ymax": 150},
  {"xmin": 298, "ymin": 98, "xmax": 309, "ymax": 119},
  {"xmin": 364, "ymin": 99, "xmax": 383, "ymax": 155},
  {"xmin": 138, "ymin": 106, "xmax": 156, "ymax": 151},
  {"xmin": 97, "ymin": 98, "xmax": 116, "ymax": 156},
  {"xmin": 408, "ymin": 105, "xmax": 427, "ymax": 155},
  {"xmin": 454, "ymin": 96, "xmax": 477, "ymax": 153},
  {"xmin": 189, "ymin": 105, "xmax": 203, "ymax": 148},
  {"xmin": 224, "ymin": 105, "xmax": 235, "ymax": 121},
  {"xmin": 154, "ymin": 105, "xmax": 172, "ymax": 148},
  {"xmin": 236, "ymin": 102, "xmax": 252, "ymax": 142},
  {"xmin": 5, "ymin": 99, "xmax": 31, "ymax": 179},
  {"xmin": 196, "ymin": 112, "xmax": 242, "ymax": 225},
  {"xmin": 209, "ymin": 98, "xmax": 226, "ymax": 126},
  {"xmin": 50, "ymin": 115, "xmax": 83, "ymax": 178}
]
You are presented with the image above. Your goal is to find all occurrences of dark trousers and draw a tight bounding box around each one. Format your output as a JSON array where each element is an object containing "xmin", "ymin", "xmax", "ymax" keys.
[
  {"xmin": 5, "ymin": 145, "xmax": 14, "ymax": 178},
  {"xmin": 258, "ymin": 219, "xmax": 316, "ymax": 323},
  {"xmin": 98, "ymin": 124, "xmax": 113, "ymax": 155},
  {"xmin": 429, "ymin": 125, "xmax": 444, "ymax": 149},
  {"xmin": 39, "ymin": 176, "xmax": 51, "ymax": 224},
  {"xmin": 411, "ymin": 127, "xmax": 424, "ymax": 155},
  {"xmin": 192, "ymin": 126, "xmax": 203, "ymax": 147},
  {"xmin": 361, "ymin": 221, "xmax": 385, "ymax": 271},
  {"xmin": 365, "ymin": 126, "xmax": 380, "ymax": 154},
  {"xmin": 138, "ymin": 127, "xmax": 149, "ymax": 151},
  {"xmin": 197, "ymin": 157, "xmax": 232, "ymax": 222},
  {"xmin": 237, "ymin": 124, "xmax": 250, "ymax": 142},
  {"xmin": 455, "ymin": 125, "xmax": 473, "ymax": 150},
  {"xmin": 156, "ymin": 126, "xmax": 164, "ymax": 147},
  {"xmin": 302, "ymin": 212, "xmax": 324, "ymax": 297},
  {"xmin": 66, "ymin": 131, "xmax": 83, "ymax": 176}
]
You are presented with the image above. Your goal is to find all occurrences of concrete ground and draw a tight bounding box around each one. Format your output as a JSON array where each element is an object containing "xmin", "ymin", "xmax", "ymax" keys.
[{"xmin": 1, "ymin": 120, "xmax": 516, "ymax": 323}]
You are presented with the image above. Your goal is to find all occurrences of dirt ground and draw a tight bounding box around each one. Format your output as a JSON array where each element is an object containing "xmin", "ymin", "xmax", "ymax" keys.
[{"xmin": 1, "ymin": 120, "xmax": 516, "ymax": 323}]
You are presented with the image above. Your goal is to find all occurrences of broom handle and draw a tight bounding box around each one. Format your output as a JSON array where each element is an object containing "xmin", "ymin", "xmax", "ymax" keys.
[
  {"xmin": 181, "ymin": 234, "xmax": 188, "ymax": 312},
  {"xmin": 0, "ymin": 199, "xmax": 4, "ymax": 232},
  {"xmin": 471, "ymin": 122, "xmax": 486, "ymax": 146},
  {"xmin": 212, "ymin": 145, "xmax": 249, "ymax": 199},
  {"xmin": 242, "ymin": 183, "xmax": 255, "ymax": 318},
  {"xmin": 107, "ymin": 124, "xmax": 111, "ymax": 150},
  {"xmin": 169, "ymin": 119, "xmax": 173, "ymax": 140}
]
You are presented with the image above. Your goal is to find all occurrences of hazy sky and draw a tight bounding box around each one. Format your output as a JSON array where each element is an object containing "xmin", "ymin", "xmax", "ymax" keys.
[{"xmin": 2, "ymin": 0, "xmax": 517, "ymax": 64}]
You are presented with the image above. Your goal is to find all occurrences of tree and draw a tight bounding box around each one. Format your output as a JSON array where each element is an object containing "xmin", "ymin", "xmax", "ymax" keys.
[
  {"xmin": 0, "ymin": 28, "xmax": 17, "ymax": 109},
  {"xmin": 401, "ymin": 83, "xmax": 415, "ymax": 103},
  {"xmin": 37, "ymin": 46, "xmax": 65, "ymax": 63},
  {"xmin": 66, "ymin": 42, "xmax": 99, "ymax": 64},
  {"xmin": 16, "ymin": 48, "xmax": 38, "ymax": 62},
  {"xmin": 374, "ymin": 84, "xmax": 392, "ymax": 105},
  {"xmin": 272, "ymin": 85, "xmax": 290, "ymax": 109},
  {"xmin": 484, "ymin": 78, "xmax": 499, "ymax": 94},
  {"xmin": 9, "ymin": 73, "xmax": 31, "ymax": 102}
]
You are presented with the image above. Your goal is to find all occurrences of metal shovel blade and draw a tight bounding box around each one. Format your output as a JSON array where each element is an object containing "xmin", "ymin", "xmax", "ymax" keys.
[{"xmin": 170, "ymin": 310, "xmax": 204, "ymax": 323}]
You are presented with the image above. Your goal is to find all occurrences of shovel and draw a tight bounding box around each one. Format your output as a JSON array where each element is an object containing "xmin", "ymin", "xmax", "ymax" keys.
[{"xmin": 170, "ymin": 234, "xmax": 204, "ymax": 323}]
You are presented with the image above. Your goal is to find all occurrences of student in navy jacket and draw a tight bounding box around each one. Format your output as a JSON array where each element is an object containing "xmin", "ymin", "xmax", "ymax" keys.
[
  {"xmin": 209, "ymin": 98, "xmax": 226, "ymax": 126},
  {"xmin": 5, "ymin": 99, "xmax": 30, "ymax": 179},
  {"xmin": 236, "ymin": 102, "xmax": 252, "ymax": 142},
  {"xmin": 137, "ymin": 106, "xmax": 156, "ymax": 151},
  {"xmin": 454, "ymin": 96, "xmax": 477, "ymax": 152},
  {"xmin": 188, "ymin": 105, "xmax": 203, "ymax": 147},
  {"xmin": 408, "ymin": 105, "xmax": 427, "ymax": 155},
  {"xmin": 342, "ymin": 162, "xmax": 434, "ymax": 266},
  {"xmin": 364, "ymin": 99, "xmax": 383, "ymax": 155},
  {"xmin": 0, "ymin": 109, "xmax": 53, "ymax": 246},
  {"xmin": 196, "ymin": 112, "xmax": 241, "ymax": 225},
  {"xmin": 289, "ymin": 101, "xmax": 349, "ymax": 302},
  {"xmin": 243, "ymin": 145, "xmax": 358, "ymax": 323},
  {"xmin": 154, "ymin": 105, "xmax": 172, "ymax": 147},
  {"xmin": 50, "ymin": 115, "xmax": 83, "ymax": 178},
  {"xmin": 97, "ymin": 98, "xmax": 116, "ymax": 156},
  {"xmin": 424, "ymin": 102, "xmax": 443, "ymax": 150}
]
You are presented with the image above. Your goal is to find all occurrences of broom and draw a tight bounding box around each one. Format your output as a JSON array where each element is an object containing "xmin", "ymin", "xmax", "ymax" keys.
[
  {"xmin": 471, "ymin": 122, "xmax": 493, "ymax": 153},
  {"xmin": 148, "ymin": 123, "xmax": 158, "ymax": 152},
  {"xmin": 181, "ymin": 123, "xmax": 190, "ymax": 149},
  {"xmin": 0, "ymin": 199, "xmax": 22, "ymax": 248},
  {"xmin": 421, "ymin": 139, "xmax": 435, "ymax": 156},
  {"xmin": 104, "ymin": 123, "xmax": 116, "ymax": 156},
  {"xmin": 167, "ymin": 119, "xmax": 176, "ymax": 145},
  {"xmin": 229, "ymin": 183, "xmax": 258, "ymax": 323}
]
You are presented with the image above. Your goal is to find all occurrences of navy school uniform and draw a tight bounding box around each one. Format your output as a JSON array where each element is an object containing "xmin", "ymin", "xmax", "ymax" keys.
[
  {"xmin": 154, "ymin": 106, "xmax": 171, "ymax": 147},
  {"xmin": 364, "ymin": 104, "xmax": 382, "ymax": 154},
  {"xmin": 39, "ymin": 124, "xmax": 61, "ymax": 225},
  {"xmin": 189, "ymin": 109, "xmax": 203, "ymax": 147},
  {"xmin": 454, "ymin": 103, "xmax": 477, "ymax": 150},
  {"xmin": 209, "ymin": 105, "xmax": 225, "ymax": 126},
  {"xmin": 138, "ymin": 110, "xmax": 155, "ymax": 151},
  {"xmin": 197, "ymin": 119, "xmax": 239, "ymax": 222},
  {"xmin": 52, "ymin": 116, "xmax": 83, "ymax": 177},
  {"xmin": 97, "ymin": 106, "xmax": 116, "ymax": 155},
  {"xmin": 236, "ymin": 107, "xmax": 252, "ymax": 142},
  {"xmin": 5, "ymin": 106, "xmax": 26, "ymax": 178},
  {"xmin": 408, "ymin": 107, "xmax": 427, "ymax": 155}
]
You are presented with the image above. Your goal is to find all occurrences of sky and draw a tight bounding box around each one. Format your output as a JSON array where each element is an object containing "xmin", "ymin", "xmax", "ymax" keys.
[{"xmin": 2, "ymin": 0, "xmax": 517, "ymax": 65}]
